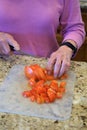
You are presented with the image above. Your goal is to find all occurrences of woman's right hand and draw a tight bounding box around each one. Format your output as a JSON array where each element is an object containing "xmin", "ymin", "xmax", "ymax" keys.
[{"xmin": 0, "ymin": 32, "xmax": 20, "ymax": 59}]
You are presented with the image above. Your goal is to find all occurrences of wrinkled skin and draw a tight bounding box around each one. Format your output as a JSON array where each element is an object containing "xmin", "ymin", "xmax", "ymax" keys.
[
  {"xmin": 46, "ymin": 45, "xmax": 73, "ymax": 77},
  {"xmin": 0, "ymin": 32, "xmax": 20, "ymax": 59}
]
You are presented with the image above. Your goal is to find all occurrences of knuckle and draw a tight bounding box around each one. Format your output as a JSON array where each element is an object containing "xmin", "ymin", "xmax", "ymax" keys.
[
  {"xmin": 0, "ymin": 39, "xmax": 5, "ymax": 43},
  {"xmin": 64, "ymin": 61, "xmax": 70, "ymax": 67},
  {"xmin": 3, "ymin": 51, "xmax": 9, "ymax": 55}
]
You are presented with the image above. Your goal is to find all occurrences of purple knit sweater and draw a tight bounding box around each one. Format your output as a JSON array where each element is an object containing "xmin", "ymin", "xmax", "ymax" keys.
[{"xmin": 0, "ymin": 0, "xmax": 85, "ymax": 57}]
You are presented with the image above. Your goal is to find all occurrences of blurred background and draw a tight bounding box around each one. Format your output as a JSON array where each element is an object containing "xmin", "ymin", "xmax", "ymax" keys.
[{"xmin": 56, "ymin": 0, "xmax": 87, "ymax": 62}]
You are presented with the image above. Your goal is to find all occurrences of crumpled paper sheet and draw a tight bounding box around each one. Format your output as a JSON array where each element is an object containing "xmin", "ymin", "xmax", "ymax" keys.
[{"xmin": 0, "ymin": 65, "xmax": 76, "ymax": 120}]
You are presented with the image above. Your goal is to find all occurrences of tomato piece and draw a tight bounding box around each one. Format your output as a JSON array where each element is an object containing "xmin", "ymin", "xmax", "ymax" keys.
[
  {"xmin": 36, "ymin": 96, "xmax": 42, "ymax": 104},
  {"xmin": 47, "ymin": 88, "xmax": 57, "ymax": 102},
  {"xmin": 43, "ymin": 68, "xmax": 47, "ymax": 75},
  {"xmin": 56, "ymin": 92, "xmax": 63, "ymax": 99},
  {"xmin": 35, "ymin": 80, "xmax": 45, "ymax": 87},
  {"xmin": 60, "ymin": 81, "xmax": 66, "ymax": 88},
  {"xmin": 36, "ymin": 86, "xmax": 47, "ymax": 94},
  {"xmin": 30, "ymin": 64, "xmax": 46, "ymax": 81},
  {"xmin": 59, "ymin": 73, "xmax": 68, "ymax": 80},
  {"xmin": 46, "ymin": 74, "xmax": 55, "ymax": 81},
  {"xmin": 50, "ymin": 80, "xmax": 59, "ymax": 92},
  {"xmin": 48, "ymin": 93, "xmax": 56, "ymax": 102},
  {"xmin": 44, "ymin": 97, "xmax": 50, "ymax": 103},
  {"xmin": 37, "ymin": 67, "xmax": 46, "ymax": 80},
  {"xmin": 47, "ymin": 88, "xmax": 56, "ymax": 94},
  {"xmin": 58, "ymin": 87, "xmax": 65, "ymax": 93},
  {"xmin": 23, "ymin": 64, "xmax": 68, "ymax": 104},
  {"xmin": 44, "ymin": 84, "xmax": 50, "ymax": 91},
  {"xmin": 29, "ymin": 65, "xmax": 40, "ymax": 80},
  {"xmin": 30, "ymin": 95, "xmax": 36, "ymax": 102},
  {"xmin": 22, "ymin": 91, "xmax": 32, "ymax": 98},
  {"xmin": 40, "ymin": 96, "xmax": 45, "ymax": 103},
  {"xmin": 24, "ymin": 66, "xmax": 35, "ymax": 79},
  {"xmin": 33, "ymin": 80, "xmax": 46, "ymax": 94},
  {"xmin": 28, "ymin": 78, "xmax": 36, "ymax": 87},
  {"xmin": 40, "ymin": 93, "xmax": 48, "ymax": 98}
]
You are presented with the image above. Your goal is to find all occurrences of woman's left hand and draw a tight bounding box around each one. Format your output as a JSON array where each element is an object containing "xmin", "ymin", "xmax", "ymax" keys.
[{"xmin": 46, "ymin": 46, "xmax": 73, "ymax": 77}]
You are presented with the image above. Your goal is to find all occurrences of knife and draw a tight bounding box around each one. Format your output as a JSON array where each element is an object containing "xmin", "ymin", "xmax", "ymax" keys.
[{"xmin": 9, "ymin": 45, "xmax": 38, "ymax": 57}]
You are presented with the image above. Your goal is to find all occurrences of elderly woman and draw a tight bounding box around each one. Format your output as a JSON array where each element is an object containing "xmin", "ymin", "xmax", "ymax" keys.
[{"xmin": 0, "ymin": 0, "xmax": 85, "ymax": 77}]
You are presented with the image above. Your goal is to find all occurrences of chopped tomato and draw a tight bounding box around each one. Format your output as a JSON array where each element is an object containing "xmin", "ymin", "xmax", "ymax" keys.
[
  {"xmin": 56, "ymin": 92, "xmax": 63, "ymax": 99},
  {"xmin": 40, "ymin": 93, "xmax": 48, "ymax": 98},
  {"xmin": 47, "ymin": 92, "xmax": 57, "ymax": 102},
  {"xmin": 37, "ymin": 67, "xmax": 46, "ymax": 80},
  {"xmin": 46, "ymin": 74, "xmax": 55, "ymax": 81},
  {"xmin": 50, "ymin": 80, "xmax": 59, "ymax": 92},
  {"xmin": 24, "ymin": 66, "xmax": 35, "ymax": 79},
  {"xmin": 22, "ymin": 91, "xmax": 32, "ymax": 98},
  {"xmin": 35, "ymin": 80, "xmax": 45, "ymax": 87},
  {"xmin": 59, "ymin": 73, "xmax": 68, "ymax": 80},
  {"xmin": 47, "ymin": 88, "xmax": 57, "ymax": 102},
  {"xmin": 36, "ymin": 96, "xmax": 42, "ymax": 104},
  {"xmin": 23, "ymin": 64, "xmax": 67, "ymax": 104},
  {"xmin": 58, "ymin": 87, "xmax": 65, "ymax": 93},
  {"xmin": 44, "ymin": 97, "xmax": 50, "ymax": 103},
  {"xmin": 28, "ymin": 78, "xmax": 36, "ymax": 87},
  {"xmin": 30, "ymin": 95, "xmax": 36, "ymax": 102},
  {"xmin": 36, "ymin": 86, "xmax": 47, "ymax": 94},
  {"xmin": 60, "ymin": 81, "xmax": 66, "ymax": 88}
]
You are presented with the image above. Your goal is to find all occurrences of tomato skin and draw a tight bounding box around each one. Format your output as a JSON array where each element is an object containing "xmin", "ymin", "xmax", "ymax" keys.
[
  {"xmin": 37, "ymin": 67, "xmax": 46, "ymax": 80},
  {"xmin": 24, "ymin": 66, "xmax": 36, "ymax": 79},
  {"xmin": 30, "ymin": 64, "xmax": 46, "ymax": 81}
]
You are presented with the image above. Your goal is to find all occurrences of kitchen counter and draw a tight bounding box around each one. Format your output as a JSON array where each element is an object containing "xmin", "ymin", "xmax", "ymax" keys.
[{"xmin": 0, "ymin": 55, "xmax": 87, "ymax": 130}]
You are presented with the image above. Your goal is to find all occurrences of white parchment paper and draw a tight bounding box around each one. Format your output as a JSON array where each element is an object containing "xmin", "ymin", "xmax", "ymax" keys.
[{"xmin": 0, "ymin": 65, "xmax": 76, "ymax": 120}]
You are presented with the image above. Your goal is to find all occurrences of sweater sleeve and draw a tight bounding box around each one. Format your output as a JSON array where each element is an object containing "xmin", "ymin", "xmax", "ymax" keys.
[{"xmin": 60, "ymin": 0, "xmax": 86, "ymax": 49}]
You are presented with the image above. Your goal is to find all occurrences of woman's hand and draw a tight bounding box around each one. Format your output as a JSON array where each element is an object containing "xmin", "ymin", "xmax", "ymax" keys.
[
  {"xmin": 46, "ymin": 45, "xmax": 73, "ymax": 77},
  {"xmin": 0, "ymin": 32, "xmax": 20, "ymax": 59}
]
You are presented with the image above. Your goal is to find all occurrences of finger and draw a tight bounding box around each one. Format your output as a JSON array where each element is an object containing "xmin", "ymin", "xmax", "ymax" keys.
[
  {"xmin": 0, "ymin": 40, "xmax": 10, "ymax": 55},
  {"xmin": 53, "ymin": 58, "xmax": 62, "ymax": 78},
  {"xmin": 0, "ymin": 55, "xmax": 10, "ymax": 60},
  {"xmin": 58, "ymin": 58, "xmax": 70, "ymax": 77},
  {"xmin": 4, "ymin": 33, "xmax": 20, "ymax": 51},
  {"xmin": 46, "ymin": 54, "xmax": 56, "ymax": 74}
]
